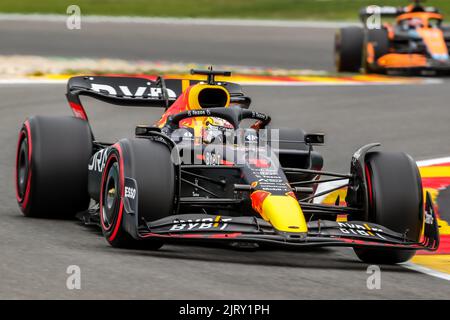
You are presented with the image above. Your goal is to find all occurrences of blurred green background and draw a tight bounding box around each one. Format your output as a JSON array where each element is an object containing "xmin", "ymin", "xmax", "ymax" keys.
[{"xmin": 0, "ymin": 0, "xmax": 449, "ymax": 20}]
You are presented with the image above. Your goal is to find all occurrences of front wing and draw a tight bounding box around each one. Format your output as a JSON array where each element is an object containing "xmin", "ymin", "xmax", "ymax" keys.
[{"xmin": 138, "ymin": 194, "xmax": 439, "ymax": 251}]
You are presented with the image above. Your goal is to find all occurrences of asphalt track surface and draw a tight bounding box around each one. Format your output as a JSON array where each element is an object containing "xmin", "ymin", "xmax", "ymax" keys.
[
  {"xmin": 0, "ymin": 20, "xmax": 334, "ymax": 70},
  {"xmin": 1, "ymin": 20, "xmax": 450, "ymax": 299}
]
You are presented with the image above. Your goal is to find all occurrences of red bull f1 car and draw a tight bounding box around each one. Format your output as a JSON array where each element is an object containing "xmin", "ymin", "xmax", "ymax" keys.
[
  {"xmin": 335, "ymin": 0, "xmax": 450, "ymax": 74},
  {"xmin": 15, "ymin": 68, "xmax": 439, "ymax": 264}
]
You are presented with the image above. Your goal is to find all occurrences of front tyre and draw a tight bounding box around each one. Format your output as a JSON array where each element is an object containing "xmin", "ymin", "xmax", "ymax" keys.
[
  {"xmin": 335, "ymin": 27, "xmax": 364, "ymax": 72},
  {"xmin": 354, "ymin": 151, "xmax": 423, "ymax": 264},
  {"xmin": 100, "ymin": 139, "xmax": 175, "ymax": 249}
]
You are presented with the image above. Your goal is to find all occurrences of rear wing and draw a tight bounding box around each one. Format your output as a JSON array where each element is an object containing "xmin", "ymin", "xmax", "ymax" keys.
[
  {"xmin": 66, "ymin": 75, "xmax": 247, "ymax": 121},
  {"xmin": 359, "ymin": 5, "xmax": 440, "ymax": 22}
]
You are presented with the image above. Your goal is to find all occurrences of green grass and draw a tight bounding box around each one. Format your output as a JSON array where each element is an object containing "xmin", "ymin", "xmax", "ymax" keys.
[{"xmin": 1, "ymin": 0, "xmax": 450, "ymax": 21}]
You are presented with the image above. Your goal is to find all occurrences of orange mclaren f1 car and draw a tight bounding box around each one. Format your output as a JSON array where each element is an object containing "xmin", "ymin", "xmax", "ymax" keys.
[
  {"xmin": 15, "ymin": 68, "xmax": 439, "ymax": 264},
  {"xmin": 335, "ymin": 0, "xmax": 450, "ymax": 74}
]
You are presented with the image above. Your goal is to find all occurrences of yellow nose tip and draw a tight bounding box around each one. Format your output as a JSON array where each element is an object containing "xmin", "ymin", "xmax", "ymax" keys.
[{"xmin": 261, "ymin": 195, "xmax": 308, "ymax": 233}]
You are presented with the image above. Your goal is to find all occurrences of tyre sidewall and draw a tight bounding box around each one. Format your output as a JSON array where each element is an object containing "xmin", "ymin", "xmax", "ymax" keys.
[
  {"xmin": 100, "ymin": 148, "xmax": 129, "ymax": 246},
  {"xmin": 354, "ymin": 151, "xmax": 423, "ymax": 264},
  {"xmin": 16, "ymin": 116, "xmax": 92, "ymax": 218}
]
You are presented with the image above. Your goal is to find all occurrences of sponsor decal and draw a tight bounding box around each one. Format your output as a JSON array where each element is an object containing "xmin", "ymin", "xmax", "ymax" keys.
[
  {"xmin": 170, "ymin": 216, "xmax": 232, "ymax": 231},
  {"xmin": 338, "ymin": 222, "xmax": 386, "ymax": 239},
  {"xmin": 187, "ymin": 109, "xmax": 211, "ymax": 117},
  {"xmin": 88, "ymin": 148, "xmax": 109, "ymax": 172},
  {"xmin": 125, "ymin": 186, "xmax": 136, "ymax": 199},
  {"xmin": 90, "ymin": 83, "xmax": 176, "ymax": 99},
  {"xmin": 124, "ymin": 178, "xmax": 138, "ymax": 215},
  {"xmin": 248, "ymin": 166, "xmax": 289, "ymax": 193}
]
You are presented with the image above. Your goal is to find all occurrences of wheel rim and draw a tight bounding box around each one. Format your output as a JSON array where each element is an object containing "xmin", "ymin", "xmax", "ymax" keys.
[
  {"xmin": 17, "ymin": 137, "xmax": 29, "ymax": 200},
  {"xmin": 102, "ymin": 161, "xmax": 120, "ymax": 229}
]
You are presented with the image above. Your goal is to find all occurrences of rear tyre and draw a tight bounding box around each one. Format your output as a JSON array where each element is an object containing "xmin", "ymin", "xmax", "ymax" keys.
[
  {"xmin": 100, "ymin": 139, "xmax": 175, "ymax": 249},
  {"xmin": 15, "ymin": 116, "xmax": 92, "ymax": 218},
  {"xmin": 335, "ymin": 27, "xmax": 364, "ymax": 72},
  {"xmin": 354, "ymin": 151, "xmax": 423, "ymax": 264},
  {"xmin": 364, "ymin": 28, "xmax": 389, "ymax": 73}
]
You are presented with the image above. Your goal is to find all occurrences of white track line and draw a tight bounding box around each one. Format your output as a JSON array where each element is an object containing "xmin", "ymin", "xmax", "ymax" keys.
[
  {"xmin": 0, "ymin": 13, "xmax": 358, "ymax": 28},
  {"xmin": 416, "ymin": 156, "xmax": 450, "ymax": 167},
  {"xmin": 402, "ymin": 262, "xmax": 450, "ymax": 281}
]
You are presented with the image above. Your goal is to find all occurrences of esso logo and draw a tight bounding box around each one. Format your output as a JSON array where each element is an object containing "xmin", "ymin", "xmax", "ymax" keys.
[{"xmin": 125, "ymin": 186, "xmax": 136, "ymax": 199}]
